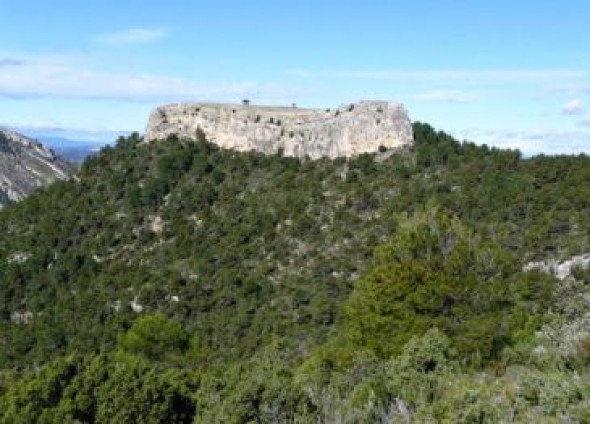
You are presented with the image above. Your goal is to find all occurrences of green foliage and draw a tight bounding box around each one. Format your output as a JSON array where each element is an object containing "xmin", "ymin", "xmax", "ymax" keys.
[
  {"xmin": 0, "ymin": 354, "xmax": 197, "ymax": 423},
  {"xmin": 0, "ymin": 355, "xmax": 81, "ymax": 423},
  {"xmin": 341, "ymin": 209, "xmax": 552, "ymax": 360},
  {"xmin": 0, "ymin": 123, "xmax": 589, "ymax": 420},
  {"xmin": 95, "ymin": 364, "xmax": 195, "ymax": 423},
  {"xmin": 195, "ymin": 342, "xmax": 312, "ymax": 423},
  {"xmin": 117, "ymin": 312, "xmax": 189, "ymax": 362}
]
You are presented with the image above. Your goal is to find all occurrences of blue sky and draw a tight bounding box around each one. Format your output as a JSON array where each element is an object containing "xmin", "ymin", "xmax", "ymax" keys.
[{"xmin": 1, "ymin": 0, "xmax": 590, "ymax": 154}]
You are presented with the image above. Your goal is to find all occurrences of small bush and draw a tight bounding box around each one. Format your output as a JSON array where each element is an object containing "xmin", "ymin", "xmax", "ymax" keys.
[{"xmin": 117, "ymin": 313, "xmax": 189, "ymax": 362}]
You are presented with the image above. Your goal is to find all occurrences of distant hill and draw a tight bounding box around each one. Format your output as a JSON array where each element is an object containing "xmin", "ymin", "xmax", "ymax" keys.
[
  {"xmin": 0, "ymin": 128, "xmax": 72, "ymax": 206},
  {"xmin": 36, "ymin": 136, "xmax": 104, "ymax": 163}
]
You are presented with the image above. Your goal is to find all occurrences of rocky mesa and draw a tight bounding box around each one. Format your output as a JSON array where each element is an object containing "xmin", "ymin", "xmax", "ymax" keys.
[
  {"xmin": 144, "ymin": 100, "xmax": 413, "ymax": 158},
  {"xmin": 0, "ymin": 128, "xmax": 71, "ymax": 206}
]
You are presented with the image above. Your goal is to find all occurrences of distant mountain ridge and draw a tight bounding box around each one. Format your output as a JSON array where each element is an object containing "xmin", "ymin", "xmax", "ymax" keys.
[
  {"xmin": 0, "ymin": 128, "xmax": 71, "ymax": 206},
  {"xmin": 145, "ymin": 100, "xmax": 413, "ymax": 158},
  {"xmin": 35, "ymin": 136, "xmax": 104, "ymax": 163}
]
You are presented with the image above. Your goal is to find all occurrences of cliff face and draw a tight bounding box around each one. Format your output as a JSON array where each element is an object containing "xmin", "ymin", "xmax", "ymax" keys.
[
  {"xmin": 144, "ymin": 100, "xmax": 413, "ymax": 158},
  {"xmin": 0, "ymin": 129, "xmax": 71, "ymax": 206}
]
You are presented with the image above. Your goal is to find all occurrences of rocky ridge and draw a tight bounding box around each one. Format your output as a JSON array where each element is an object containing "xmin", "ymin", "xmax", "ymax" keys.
[
  {"xmin": 0, "ymin": 128, "xmax": 71, "ymax": 206},
  {"xmin": 144, "ymin": 100, "xmax": 413, "ymax": 158}
]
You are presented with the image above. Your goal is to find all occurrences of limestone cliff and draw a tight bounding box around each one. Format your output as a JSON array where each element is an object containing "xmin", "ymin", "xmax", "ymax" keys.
[
  {"xmin": 0, "ymin": 128, "xmax": 71, "ymax": 206},
  {"xmin": 144, "ymin": 100, "xmax": 413, "ymax": 158}
]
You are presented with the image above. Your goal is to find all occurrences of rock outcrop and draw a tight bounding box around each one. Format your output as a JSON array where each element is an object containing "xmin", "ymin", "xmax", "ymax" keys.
[
  {"xmin": 524, "ymin": 254, "xmax": 590, "ymax": 280},
  {"xmin": 144, "ymin": 100, "xmax": 413, "ymax": 158},
  {"xmin": 0, "ymin": 128, "xmax": 71, "ymax": 206}
]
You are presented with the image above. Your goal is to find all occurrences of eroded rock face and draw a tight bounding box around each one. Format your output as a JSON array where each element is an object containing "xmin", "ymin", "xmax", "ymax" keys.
[
  {"xmin": 144, "ymin": 101, "xmax": 413, "ymax": 158},
  {"xmin": 0, "ymin": 128, "xmax": 71, "ymax": 206}
]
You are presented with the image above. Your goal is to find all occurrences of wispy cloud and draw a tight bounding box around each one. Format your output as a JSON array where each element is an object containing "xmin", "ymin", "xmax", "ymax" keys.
[
  {"xmin": 561, "ymin": 98, "xmax": 585, "ymax": 115},
  {"xmin": 457, "ymin": 128, "xmax": 590, "ymax": 155},
  {"xmin": 288, "ymin": 68, "xmax": 590, "ymax": 83},
  {"xmin": 0, "ymin": 56, "xmax": 295, "ymax": 102},
  {"xmin": 413, "ymin": 89, "xmax": 478, "ymax": 103},
  {"xmin": 4, "ymin": 123, "xmax": 130, "ymax": 143},
  {"xmin": 93, "ymin": 28, "xmax": 170, "ymax": 45},
  {"xmin": 0, "ymin": 58, "xmax": 24, "ymax": 67},
  {"xmin": 2, "ymin": 118, "xmax": 131, "ymax": 134}
]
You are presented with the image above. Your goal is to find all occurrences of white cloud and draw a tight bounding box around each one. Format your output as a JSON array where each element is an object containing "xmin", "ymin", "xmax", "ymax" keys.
[
  {"xmin": 562, "ymin": 98, "xmax": 585, "ymax": 115},
  {"xmin": 0, "ymin": 56, "xmax": 294, "ymax": 102},
  {"xmin": 6, "ymin": 124, "xmax": 129, "ymax": 143},
  {"xmin": 93, "ymin": 28, "xmax": 170, "ymax": 45},
  {"xmin": 2, "ymin": 119, "xmax": 126, "ymax": 134},
  {"xmin": 0, "ymin": 58, "xmax": 24, "ymax": 67},
  {"xmin": 291, "ymin": 68, "xmax": 589, "ymax": 83},
  {"xmin": 413, "ymin": 89, "xmax": 477, "ymax": 103},
  {"xmin": 456, "ymin": 128, "xmax": 590, "ymax": 155}
]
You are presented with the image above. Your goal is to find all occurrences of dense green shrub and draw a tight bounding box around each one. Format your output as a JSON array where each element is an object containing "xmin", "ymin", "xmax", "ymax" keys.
[
  {"xmin": 341, "ymin": 210, "xmax": 552, "ymax": 360},
  {"xmin": 117, "ymin": 313, "xmax": 189, "ymax": 362}
]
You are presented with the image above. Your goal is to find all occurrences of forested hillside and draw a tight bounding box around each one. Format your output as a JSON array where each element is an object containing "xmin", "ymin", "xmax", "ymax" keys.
[{"xmin": 0, "ymin": 124, "xmax": 589, "ymax": 422}]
